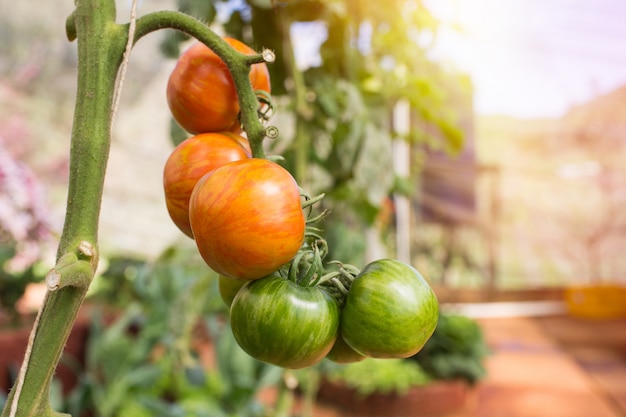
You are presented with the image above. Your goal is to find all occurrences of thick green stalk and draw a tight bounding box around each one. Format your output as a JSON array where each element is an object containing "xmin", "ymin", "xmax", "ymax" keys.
[{"xmin": 1, "ymin": 1, "xmax": 125, "ymax": 416}]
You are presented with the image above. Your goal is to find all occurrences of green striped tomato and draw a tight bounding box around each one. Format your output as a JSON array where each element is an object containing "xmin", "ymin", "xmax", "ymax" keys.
[
  {"xmin": 341, "ymin": 259, "xmax": 439, "ymax": 359},
  {"xmin": 325, "ymin": 330, "xmax": 367, "ymax": 364},
  {"xmin": 218, "ymin": 275, "xmax": 248, "ymax": 307},
  {"xmin": 230, "ymin": 275, "xmax": 340, "ymax": 369}
]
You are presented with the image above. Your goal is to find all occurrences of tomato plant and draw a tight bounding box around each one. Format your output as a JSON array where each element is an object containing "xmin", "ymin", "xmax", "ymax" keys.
[
  {"xmin": 189, "ymin": 158, "xmax": 305, "ymax": 280},
  {"xmin": 340, "ymin": 259, "xmax": 439, "ymax": 358},
  {"xmin": 230, "ymin": 274, "xmax": 340, "ymax": 369},
  {"xmin": 163, "ymin": 132, "xmax": 250, "ymax": 237},
  {"xmin": 167, "ymin": 37, "xmax": 271, "ymax": 134}
]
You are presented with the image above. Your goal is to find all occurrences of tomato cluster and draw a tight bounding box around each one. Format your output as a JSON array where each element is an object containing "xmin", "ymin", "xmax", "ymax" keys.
[
  {"xmin": 229, "ymin": 258, "xmax": 439, "ymax": 369},
  {"xmin": 163, "ymin": 37, "xmax": 304, "ymax": 280},
  {"xmin": 163, "ymin": 37, "xmax": 438, "ymax": 370}
]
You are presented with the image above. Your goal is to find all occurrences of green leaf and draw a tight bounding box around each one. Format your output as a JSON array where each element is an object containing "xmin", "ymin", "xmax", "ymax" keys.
[
  {"xmin": 169, "ymin": 118, "xmax": 189, "ymax": 146},
  {"xmin": 116, "ymin": 399, "xmax": 154, "ymax": 417},
  {"xmin": 410, "ymin": 313, "xmax": 489, "ymax": 384}
]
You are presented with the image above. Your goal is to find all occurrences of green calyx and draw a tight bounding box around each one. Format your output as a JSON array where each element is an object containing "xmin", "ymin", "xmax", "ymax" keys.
[{"xmin": 276, "ymin": 190, "xmax": 361, "ymax": 307}]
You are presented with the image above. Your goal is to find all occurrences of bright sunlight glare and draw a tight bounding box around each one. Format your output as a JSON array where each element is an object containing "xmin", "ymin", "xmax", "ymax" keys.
[{"xmin": 425, "ymin": 0, "xmax": 626, "ymax": 118}]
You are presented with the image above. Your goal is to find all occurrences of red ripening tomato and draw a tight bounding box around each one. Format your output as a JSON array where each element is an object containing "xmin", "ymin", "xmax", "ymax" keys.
[
  {"xmin": 166, "ymin": 38, "xmax": 271, "ymax": 134},
  {"xmin": 189, "ymin": 158, "xmax": 305, "ymax": 280},
  {"xmin": 163, "ymin": 132, "xmax": 250, "ymax": 238}
]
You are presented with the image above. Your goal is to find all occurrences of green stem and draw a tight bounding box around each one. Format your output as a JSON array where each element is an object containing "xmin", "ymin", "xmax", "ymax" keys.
[
  {"xmin": 2, "ymin": 1, "xmax": 125, "ymax": 416},
  {"xmin": 131, "ymin": 10, "xmax": 269, "ymax": 157},
  {"xmin": 299, "ymin": 368, "xmax": 320, "ymax": 417},
  {"xmin": 274, "ymin": 372, "xmax": 296, "ymax": 417}
]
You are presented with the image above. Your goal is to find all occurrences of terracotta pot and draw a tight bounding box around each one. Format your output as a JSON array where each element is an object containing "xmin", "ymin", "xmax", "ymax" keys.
[{"xmin": 317, "ymin": 378, "xmax": 476, "ymax": 417}]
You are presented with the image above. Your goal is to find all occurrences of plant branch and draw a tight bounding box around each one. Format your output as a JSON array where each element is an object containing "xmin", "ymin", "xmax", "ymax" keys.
[{"xmin": 131, "ymin": 10, "xmax": 271, "ymax": 157}]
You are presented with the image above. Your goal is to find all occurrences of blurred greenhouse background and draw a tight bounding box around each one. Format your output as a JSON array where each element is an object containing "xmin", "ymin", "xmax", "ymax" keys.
[
  {"xmin": 2, "ymin": 0, "xmax": 625, "ymax": 296},
  {"xmin": 2, "ymin": 0, "xmax": 626, "ymax": 416}
]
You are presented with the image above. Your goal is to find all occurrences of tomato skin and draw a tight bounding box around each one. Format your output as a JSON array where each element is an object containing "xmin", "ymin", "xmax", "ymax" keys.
[
  {"xmin": 167, "ymin": 38, "xmax": 271, "ymax": 134},
  {"xmin": 218, "ymin": 275, "xmax": 249, "ymax": 307},
  {"xmin": 163, "ymin": 132, "xmax": 250, "ymax": 238},
  {"xmin": 225, "ymin": 130, "xmax": 252, "ymax": 155},
  {"xmin": 230, "ymin": 275, "xmax": 340, "ymax": 369},
  {"xmin": 189, "ymin": 158, "xmax": 305, "ymax": 280},
  {"xmin": 341, "ymin": 259, "xmax": 439, "ymax": 359},
  {"xmin": 326, "ymin": 331, "xmax": 367, "ymax": 364}
]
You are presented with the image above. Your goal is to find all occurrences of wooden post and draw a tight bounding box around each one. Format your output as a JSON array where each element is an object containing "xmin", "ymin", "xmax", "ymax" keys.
[{"xmin": 393, "ymin": 99, "xmax": 411, "ymax": 264}]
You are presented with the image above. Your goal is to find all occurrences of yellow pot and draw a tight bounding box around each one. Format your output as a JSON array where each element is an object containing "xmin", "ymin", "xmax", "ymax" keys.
[{"xmin": 565, "ymin": 284, "xmax": 626, "ymax": 319}]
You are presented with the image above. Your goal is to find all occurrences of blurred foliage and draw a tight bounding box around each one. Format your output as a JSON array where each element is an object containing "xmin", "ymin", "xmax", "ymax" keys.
[
  {"xmin": 55, "ymin": 245, "xmax": 284, "ymax": 417},
  {"xmin": 409, "ymin": 312, "xmax": 489, "ymax": 384},
  {"xmin": 325, "ymin": 312, "xmax": 488, "ymax": 396},
  {"xmin": 412, "ymin": 225, "xmax": 488, "ymax": 288},
  {"xmin": 325, "ymin": 358, "xmax": 431, "ymax": 397},
  {"xmin": 162, "ymin": 0, "xmax": 470, "ymax": 261},
  {"xmin": 87, "ymin": 243, "xmax": 223, "ymax": 315},
  {"xmin": 304, "ymin": 234, "xmax": 485, "ymax": 395}
]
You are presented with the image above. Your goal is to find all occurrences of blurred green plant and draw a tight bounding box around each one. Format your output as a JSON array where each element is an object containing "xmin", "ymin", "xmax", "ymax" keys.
[
  {"xmin": 409, "ymin": 312, "xmax": 489, "ymax": 384},
  {"xmin": 87, "ymin": 244, "xmax": 223, "ymax": 315},
  {"xmin": 50, "ymin": 245, "xmax": 284, "ymax": 417},
  {"xmin": 325, "ymin": 311, "xmax": 488, "ymax": 398},
  {"xmin": 325, "ymin": 358, "xmax": 431, "ymax": 397}
]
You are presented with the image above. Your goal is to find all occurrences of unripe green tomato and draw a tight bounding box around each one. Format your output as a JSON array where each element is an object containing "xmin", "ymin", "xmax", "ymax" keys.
[
  {"xmin": 230, "ymin": 275, "xmax": 340, "ymax": 369},
  {"xmin": 325, "ymin": 331, "xmax": 367, "ymax": 364},
  {"xmin": 218, "ymin": 275, "xmax": 248, "ymax": 307},
  {"xmin": 341, "ymin": 259, "xmax": 439, "ymax": 359}
]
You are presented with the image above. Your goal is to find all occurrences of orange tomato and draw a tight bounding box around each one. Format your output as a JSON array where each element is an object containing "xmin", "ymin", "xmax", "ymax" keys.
[
  {"xmin": 166, "ymin": 38, "xmax": 271, "ymax": 134},
  {"xmin": 163, "ymin": 132, "xmax": 250, "ymax": 237},
  {"xmin": 189, "ymin": 158, "xmax": 305, "ymax": 280}
]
